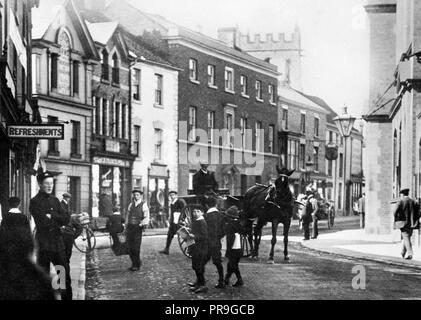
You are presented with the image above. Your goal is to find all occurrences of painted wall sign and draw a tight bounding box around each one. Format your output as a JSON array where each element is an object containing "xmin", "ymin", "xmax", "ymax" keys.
[
  {"xmin": 93, "ymin": 156, "xmax": 130, "ymax": 168},
  {"xmin": 57, "ymin": 31, "xmax": 71, "ymax": 96},
  {"xmin": 7, "ymin": 124, "xmax": 64, "ymax": 140}
]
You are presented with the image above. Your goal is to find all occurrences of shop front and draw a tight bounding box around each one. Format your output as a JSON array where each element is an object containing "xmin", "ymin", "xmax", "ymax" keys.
[{"xmin": 91, "ymin": 156, "xmax": 133, "ymax": 218}]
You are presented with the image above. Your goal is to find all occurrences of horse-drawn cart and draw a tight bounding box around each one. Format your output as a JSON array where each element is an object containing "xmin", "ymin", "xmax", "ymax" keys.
[{"xmin": 176, "ymin": 192, "xmax": 251, "ymax": 259}]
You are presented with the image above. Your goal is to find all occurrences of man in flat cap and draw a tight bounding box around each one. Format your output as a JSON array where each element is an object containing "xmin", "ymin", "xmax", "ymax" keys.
[
  {"xmin": 30, "ymin": 171, "xmax": 73, "ymax": 300},
  {"xmin": 160, "ymin": 191, "xmax": 186, "ymax": 255},
  {"xmin": 393, "ymin": 188, "xmax": 420, "ymax": 260},
  {"xmin": 126, "ymin": 189, "xmax": 150, "ymax": 271}
]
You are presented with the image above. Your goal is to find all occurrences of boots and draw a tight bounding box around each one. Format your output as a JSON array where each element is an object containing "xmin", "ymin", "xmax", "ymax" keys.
[
  {"xmin": 224, "ymin": 274, "xmax": 231, "ymax": 286},
  {"xmin": 233, "ymin": 272, "xmax": 244, "ymax": 287}
]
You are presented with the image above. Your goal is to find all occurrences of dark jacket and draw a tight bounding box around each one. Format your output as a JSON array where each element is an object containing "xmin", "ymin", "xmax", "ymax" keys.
[
  {"xmin": 170, "ymin": 199, "xmax": 187, "ymax": 224},
  {"xmin": 193, "ymin": 170, "xmax": 218, "ymax": 195},
  {"xmin": 107, "ymin": 214, "xmax": 125, "ymax": 234},
  {"xmin": 394, "ymin": 196, "xmax": 420, "ymax": 230},
  {"xmin": 190, "ymin": 218, "xmax": 208, "ymax": 256},
  {"xmin": 224, "ymin": 219, "xmax": 243, "ymax": 258},
  {"xmin": 99, "ymin": 194, "xmax": 113, "ymax": 217},
  {"xmin": 29, "ymin": 192, "xmax": 69, "ymax": 253},
  {"xmin": 204, "ymin": 208, "xmax": 225, "ymax": 248},
  {"xmin": 61, "ymin": 200, "xmax": 70, "ymax": 216}
]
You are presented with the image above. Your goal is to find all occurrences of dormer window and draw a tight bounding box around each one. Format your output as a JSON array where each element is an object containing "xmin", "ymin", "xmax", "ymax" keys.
[
  {"xmin": 101, "ymin": 49, "xmax": 109, "ymax": 81},
  {"xmin": 112, "ymin": 53, "xmax": 119, "ymax": 84}
]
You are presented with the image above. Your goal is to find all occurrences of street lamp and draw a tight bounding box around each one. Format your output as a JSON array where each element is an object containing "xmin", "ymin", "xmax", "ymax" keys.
[{"xmin": 333, "ymin": 107, "xmax": 356, "ymax": 216}]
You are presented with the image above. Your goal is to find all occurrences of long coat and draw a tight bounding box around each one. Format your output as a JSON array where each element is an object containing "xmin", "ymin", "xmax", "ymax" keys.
[
  {"xmin": 393, "ymin": 196, "xmax": 420, "ymax": 230},
  {"xmin": 193, "ymin": 170, "xmax": 218, "ymax": 195},
  {"xmin": 30, "ymin": 192, "xmax": 69, "ymax": 253},
  {"xmin": 204, "ymin": 209, "xmax": 225, "ymax": 248}
]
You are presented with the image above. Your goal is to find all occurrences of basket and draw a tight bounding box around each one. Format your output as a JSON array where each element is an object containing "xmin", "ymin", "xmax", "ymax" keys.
[{"xmin": 112, "ymin": 232, "xmax": 129, "ymax": 256}]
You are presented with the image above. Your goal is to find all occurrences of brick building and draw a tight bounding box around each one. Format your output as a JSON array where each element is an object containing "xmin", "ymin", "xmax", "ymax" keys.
[
  {"xmin": 100, "ymin": 0, "xmax": 280, "ymax": 196},
  {"xmin": 364, "ymin": 0, "xmax": 421, "ymax": 235},
  {"xmin": 0, "ymin": 0, "xmax": 40, "ymax": 216}
]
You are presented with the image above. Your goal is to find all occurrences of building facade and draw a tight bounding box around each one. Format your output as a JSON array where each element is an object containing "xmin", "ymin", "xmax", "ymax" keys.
[
  {"xmin": 217, "ymin": 27, "xmax": 303, "ymax": 91},
  {"xmin": 32, "ymin": 0, "xmax": 98, "ymax": 214},
  {"xmin": 0, "ymin": 0, "xmax": 40, "ymax": 216},
  {"xmin": 364, "ymin": 0, "xmax": 421, "ymax": 235},
  {"xmin": 101, "ymin": 0, "xmax": 280, "ymax": 196}
]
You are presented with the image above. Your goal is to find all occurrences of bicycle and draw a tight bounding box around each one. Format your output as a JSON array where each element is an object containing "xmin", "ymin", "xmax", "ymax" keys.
[{"xmin": 73, "ymin": 221, "xmax": 96, "ymax": 254}]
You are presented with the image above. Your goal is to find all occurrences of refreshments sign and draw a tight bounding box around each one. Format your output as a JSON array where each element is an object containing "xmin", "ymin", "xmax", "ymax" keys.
[{"xmin": 7, "ymin": 125, "xmax": 64, "ymax": 140}]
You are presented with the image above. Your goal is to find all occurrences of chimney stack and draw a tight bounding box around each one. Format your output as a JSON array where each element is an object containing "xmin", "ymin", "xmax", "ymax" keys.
[{"xmin": 217, "ymin": 27, "xmax": 239, "ymax": 48}]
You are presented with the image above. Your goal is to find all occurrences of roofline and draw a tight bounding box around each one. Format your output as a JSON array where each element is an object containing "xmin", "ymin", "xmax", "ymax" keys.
[{"xmin": 278, "ymin": 95, "xmax": 330, "ymax": 115}]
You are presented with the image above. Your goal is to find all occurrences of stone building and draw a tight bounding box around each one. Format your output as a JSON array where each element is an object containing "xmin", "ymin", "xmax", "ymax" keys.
[
  {"xmin": 0, "ymin": 0, "xmax": 41, "ymax": 216},
  {"xmin": 364, "ymin": 0, "xmax": 421, "ymax": 235},
  {"xmin": 32, "ymin": 0, "xmax": 99, "ymax": 214},
  {"xmin": 217, "ymin": 27, "xmax": 303, "ymax": 91},
  {"xmin": 100, "ymin": 0, "xmax": 280, "ymax": 196}
]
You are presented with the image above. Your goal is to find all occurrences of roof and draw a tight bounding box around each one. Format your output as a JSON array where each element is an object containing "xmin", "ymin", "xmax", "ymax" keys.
[
  {"xmin": 86, "ymin": 21, "xmax": 119, "ymax": 45},
  {"xmin": 299, "ymin": 92, "xmax": 338, "ymax": 123},
  {"xmin": 32, "ymin": 0, "xmax": 66, "ymax": 39},
  {"xmin": 278, "ymin": 86, "xmax": 329, "ymax": 114}
]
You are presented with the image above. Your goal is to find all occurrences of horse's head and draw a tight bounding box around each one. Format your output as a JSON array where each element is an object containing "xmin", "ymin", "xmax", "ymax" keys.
[{"xmin": 275, "ymin": 166, "xmax": 295, "ymax": 191}]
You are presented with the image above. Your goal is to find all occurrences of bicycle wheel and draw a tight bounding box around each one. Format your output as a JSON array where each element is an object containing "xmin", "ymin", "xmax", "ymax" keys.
[
  {"xmin": 74, "ymin": 227, "xmax": 96, "ymax": 254},
  {"xmin": 178, "ymin": 234, "xmax": 192, "ymax": 258}
]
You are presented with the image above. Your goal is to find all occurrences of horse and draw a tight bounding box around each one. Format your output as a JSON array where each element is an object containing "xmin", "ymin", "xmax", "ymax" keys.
[{"xmin": 242, "ymin": 167, "xmax": 295, "ymax": 263}]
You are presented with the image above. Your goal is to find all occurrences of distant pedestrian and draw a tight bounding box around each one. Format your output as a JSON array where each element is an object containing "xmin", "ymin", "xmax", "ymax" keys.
[
  {"xmin": 301, "ymin": 196, "xmax": 312, "ymax": 241},
  {"xmin": 99, "ymin": 193, "xmax": 113, "ymax": 217},
  {"xmin": 223, "ymin": 206, "xmax": 244, "ymax": 287},
  {"xmin": 393, "ymin": 188, "xmax": 420, "ymax": 260},
  {"xmin": 60, "ymin": 193, "xmax": 74, "ymax": 264},
  {"xmin": 358, "ymin": 194, "xmax": 366, "ymax": 229},
  {"xmin": 126, "ymin": 189, "xmax": 150, "ymax": 271},
  {"xmin": 0, "ymin": 210, "xmax": 56, "ymax": 300},
  {"xmin": 308, "ymin": 194, "xmax": 319, "ymax": 239},
  {"xmin": 160, "ymin": 191, "xmax": 186, "ymax": 255},
  {"xmin": 188, "ymin": 204, "xmax": 209, "ymax": 294},
  {"xmin": 203, "ymin": 196, "xmax": 225, "ymax": 289},
  {"xmin": 30, "ymin": 171, "xmax": 72, "ymax": 300},
  {"xmin": 106, "ymin": 207, "xmax": 125, "ymax": 250}
]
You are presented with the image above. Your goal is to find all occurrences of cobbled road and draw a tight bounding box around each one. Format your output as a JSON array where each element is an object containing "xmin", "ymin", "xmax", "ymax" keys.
[{"xmin": 85, "ymin": 218, "xmax": 421, "ymax": 300}]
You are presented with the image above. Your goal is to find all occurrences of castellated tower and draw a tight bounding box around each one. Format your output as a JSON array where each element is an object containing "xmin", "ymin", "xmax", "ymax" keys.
[
  {"xmin": 217, "ymin": 27, "xmax": 303, "ymax": 91},
  {"xmin": 363, "ymin": 0, "xmax": 397, "ymax": 235}
]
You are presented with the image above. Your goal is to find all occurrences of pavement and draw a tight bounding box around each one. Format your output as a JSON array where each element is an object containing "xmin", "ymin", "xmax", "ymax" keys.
[{"xmin": 69, "ymin": 216, "xmax": 421, "ymax": 299}]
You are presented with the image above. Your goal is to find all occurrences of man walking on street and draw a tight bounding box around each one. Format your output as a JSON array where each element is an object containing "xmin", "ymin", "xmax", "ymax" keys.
[
  {"xmin": 126, "ymin": 190, "xmax": 150, "ymax": 271},
  {"xmin": 308, "ymin": 194, "xmax": 319, "ymax": 239},
  {"xmin": 358, "ymin": 193, "xmax": 366, "ymax": 229},
  {"xmin": 393, "ymin": 188, "xmax": 420, "ymax": 260},
  {"xmin": 203, "ymin": 196, "xmax": 225, "ymax": 289},
  {"xmin": 300, "ymin": 195, "xmax": 312, "ymax": 241},
  {"xmin": 160, "ymin": 191, "xmax": 186, "ymax": 255},
  {"xmin": 30, "ymin": 172, "xmax": 73, "ymax": 300}
]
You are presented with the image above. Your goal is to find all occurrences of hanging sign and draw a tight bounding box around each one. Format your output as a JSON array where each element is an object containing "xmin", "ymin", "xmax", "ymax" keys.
[{"xmin": 7, "ymin": 124, "xmax": 64, "ymax": 140}]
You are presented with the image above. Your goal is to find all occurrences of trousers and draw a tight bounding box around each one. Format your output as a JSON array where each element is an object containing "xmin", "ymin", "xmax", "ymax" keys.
[
  {"xmin": 127, "ymin": 225, "xmax": 144, "ymax": 268},
  {"xmin": 204, "ymin": 243, "xmax": 224, "ymax": 283},
  {"xmin": 38, "ymin": 249, "xmax": 72, "ymax": 300},
  {"xmin": 312, "ymin": 216, "xmax": 319, "ymax": 238},
  {"xmin": 165, "ymin": 223, "xmax": 180, "ymax": 250},
  {"xmin": 401, "ymin": 228, "xmax": 414, "ymax": 257},
  {"xmin": 226, "ymin": 250, "xmax": 242, "ymax": 281},
  {"xmin": 63, "ymin": 234, "xmax": 74, "ymax": 264}
]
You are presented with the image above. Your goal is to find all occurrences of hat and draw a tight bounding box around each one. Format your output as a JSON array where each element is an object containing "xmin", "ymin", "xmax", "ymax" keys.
[
  {"xmin": 132, "ymin": 189, "xmax": 143, "ymax": 195},
  {"xmin": 224, "ymin": 206, "xmax": 240, "ymax": 220},
  {"xmin": 400, "ymin": 188, "xmax": 410, "ymax": 195},
  {"xmin": 169, "ymin": 191, "xmax": 178, "ymax": 195},
  {"xmin": 63, "ymin": 193, "xmax": 72, "ymax": 199},
  {"xmin": 36, "ymin": 171, "xmax": 57, "ymax": 183}
]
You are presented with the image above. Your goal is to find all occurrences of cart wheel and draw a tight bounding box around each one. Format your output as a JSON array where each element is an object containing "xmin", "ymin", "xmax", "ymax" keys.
[{"xmin": 178, "ymin": 234, "xmax": 192, "ymax": 258}]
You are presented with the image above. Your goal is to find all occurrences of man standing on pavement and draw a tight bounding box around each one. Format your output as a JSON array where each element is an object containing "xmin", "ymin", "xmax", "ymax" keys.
[
  {"xmin": 203, "ymin": 196, "xmax": 225, "ymax": 289},
  {"xmin": 300, "ymin": 195, "xmax": 312, "ymax": 241},
  {"xmin": 60, "ymin": 193, "xmax": 74, "ymax": 264},
  {"xmin": 30, "ymin": 172, "xmax": 72, "ymax": 300},
  {"xmin": 358, "ymin": 194, "xmax": 366, "ymax": 229},
  {"xmin": 393, "ymin": 188, "xmax": 420, "ymax": 260},
  {"xmin": 126, "ymin": 190, "xmax": 150, "ymax": 271},
  {"xmin": 160, "ymin": 191, "xmax": 187, "ymax": 255}
]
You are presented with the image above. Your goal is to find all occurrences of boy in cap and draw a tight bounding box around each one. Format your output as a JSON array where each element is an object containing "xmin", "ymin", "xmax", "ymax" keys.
[
  {"xmin": 160, "ymin": 191, "xmax": 186, "ymax": 255},
  {"xmin": 223, "ymin": 206, "xmax": 244, "ymax": 287},
  {"xmin": 30, "ymin": 171, "xmax": 72, "ymax": 300},
  {"xmin": 188, "ymin": 204, "xmax": 209, "ymax": 294},
  {"xmin": 126, "ymin": 189, "xmax": 150, "ymax": 271}
]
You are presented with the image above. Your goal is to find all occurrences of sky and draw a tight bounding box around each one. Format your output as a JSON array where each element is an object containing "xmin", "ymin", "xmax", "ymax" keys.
[{"xmin": 127, "ymin": 0, "xmax": 370, "ymax": 117}]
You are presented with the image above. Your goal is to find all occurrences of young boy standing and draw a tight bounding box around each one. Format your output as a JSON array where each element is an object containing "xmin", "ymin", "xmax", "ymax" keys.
[{"xmin": 188, "ymin": 205, "xmax": 209, "ymax": 294}]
